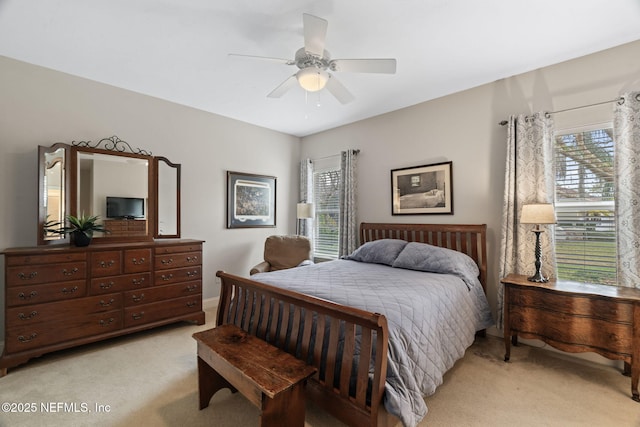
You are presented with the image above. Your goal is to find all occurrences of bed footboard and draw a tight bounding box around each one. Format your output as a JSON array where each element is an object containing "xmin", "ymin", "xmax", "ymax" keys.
[{"xmin": 216, "ymin": 271, "xmax": 396, "ymax": 427}]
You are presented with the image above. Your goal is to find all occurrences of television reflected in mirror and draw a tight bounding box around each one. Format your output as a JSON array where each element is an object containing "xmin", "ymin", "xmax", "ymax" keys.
[{"xmin": 106, "ymin": 196, "xmax": 145, "ymax": 219}]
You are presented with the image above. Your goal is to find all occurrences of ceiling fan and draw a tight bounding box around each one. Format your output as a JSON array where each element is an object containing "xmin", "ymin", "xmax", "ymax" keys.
[{"xmin": 229, "ymin": 13, "xmax": 397, "ymax": 104}]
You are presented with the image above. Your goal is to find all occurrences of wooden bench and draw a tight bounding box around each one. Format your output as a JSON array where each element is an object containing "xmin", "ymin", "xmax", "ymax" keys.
[{"xmin": 193, "ymin": 324, "xmax": 317, "ymax": 426}]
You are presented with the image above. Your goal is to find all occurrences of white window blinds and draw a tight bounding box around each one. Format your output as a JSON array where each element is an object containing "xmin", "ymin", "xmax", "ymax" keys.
[
  {"xmin": 554, "ymin": 126, "xmax": 617, "ymax": 285},
  {"xmin": 312, "ymin": 155, "xmax": 341, "ymax": 260}
]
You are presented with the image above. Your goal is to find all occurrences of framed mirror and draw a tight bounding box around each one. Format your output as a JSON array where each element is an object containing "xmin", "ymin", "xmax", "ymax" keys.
[
  {"xmin": 38, "ymin": 143, "xmax": 70, "ymax": 245},
  {"xmin": 37, "ymin": 136, "xmax": 181, "ymax": 245},
  {"xmin": 71, "ymin": 147, "xmax": 155, "ymax": 242},
  {"xmin": 155, "ymin": 157, "xmax": 181, "ymax": 238}
]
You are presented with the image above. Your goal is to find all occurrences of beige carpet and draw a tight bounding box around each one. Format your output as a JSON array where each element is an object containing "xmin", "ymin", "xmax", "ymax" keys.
[{"xmin": 0, "ymin": 307, "xmax": 638, "ymax": 427}]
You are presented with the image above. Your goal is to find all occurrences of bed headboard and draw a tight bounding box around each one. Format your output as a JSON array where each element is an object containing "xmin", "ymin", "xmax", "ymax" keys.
[{"xmin": 360, "ymin": 223, "xmax": 487, "ymax": 292}]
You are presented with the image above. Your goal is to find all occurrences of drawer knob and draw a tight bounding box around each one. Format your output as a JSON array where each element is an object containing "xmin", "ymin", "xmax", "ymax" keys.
[
  {"xmin": 99, "ymin": 260, "xmax": 115, "ymax": 268},
  {"xmin": 161, "ymin": 258, "xmax": 174, "ymax": 265},
  {"xmin": 131, "ymin": 257, "xmax": 146, "ymax": 265},
  {"xmin": 18, "ymin": 291, "xmax": 38, "ymax": 301},
  {"xmin": 161, "ymin": 274, "xmax": 173, "ymax": 281},
  {"xmin": 100, "ymin": 281, "xmax": 115, "ymax": 289},
  {"xmin": 131, "ymin": 277, "xmax": 145, "ymax": 286},
  {"xmin": 62, "ymin": 267, "xmax": 79, "ymax": 276},
  {"xmin": 187, "ymin": 301, "xmax": 197, "ymax": 308},
  {"xmin": 62, "ymin": 286, "xmax": 79, "ymax": 294},
  {"xmin": 17, "ymin": 271, "xmax": 38, "ymax": 280},
  {"xmin": 18, "ymin": 333, "xmax": 38, "ymax": 343},
  {"xmin": 187, "ymin": 270, "xmax": 199, "ymax": 278},
  {"xmin": 99, "ymin": 299, "xmax": 115, "ymax": 307},
  {"xmin": 99, "ymin": 318, "xmax": 115, "ymax": 327},
  {"xmin": 132, "ymin": 293, "xmax": 145, "ymax": 303},
  {"xmin": 186, "ymin": 256, "xmax": 198, "ymax": 263},
  {"xmin": 18, "ymin": 311, "xmax": 38, "ymax": 321},
  {"xmin": 132, "ymin": 312, "xmax": 145, "ymax": 320},
  {"xmin": 186, "ymin": 284, "xmax": 198, "ymax": 292}
]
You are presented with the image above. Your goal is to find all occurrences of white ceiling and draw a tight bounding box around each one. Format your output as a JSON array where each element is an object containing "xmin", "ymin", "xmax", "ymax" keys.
[{"xmin": 1, "ymin": 0, "xmax": 640, "ymax": 137}]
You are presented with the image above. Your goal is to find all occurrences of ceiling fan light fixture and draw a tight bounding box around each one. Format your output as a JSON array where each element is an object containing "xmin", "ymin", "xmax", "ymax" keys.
[{"xmin": 296, "ymin": 68, "xmax": 328, "ymax": 92}]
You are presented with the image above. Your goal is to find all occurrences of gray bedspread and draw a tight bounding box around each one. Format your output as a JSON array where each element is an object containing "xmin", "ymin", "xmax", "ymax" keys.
[{"xmin": 252, "ymin": 257, "xmax": 494, "ymax": 427}]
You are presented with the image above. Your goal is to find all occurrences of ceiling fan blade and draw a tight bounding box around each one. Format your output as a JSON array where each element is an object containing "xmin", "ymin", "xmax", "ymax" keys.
[
  {"xmin": 329, "ymin": 58, "xmax": 397, "ymax": 74},
  {"xmin": 267, "ymin": 75, "xmax": 298, "ymax": 98},
  {"xmin": 228, "ymin": 53, "xmax": 295, "ymax": 65},
  {"xmin": 303, "ymin": 13, "xmax": 328, "ymax": 57},
  {"xmin": 325, "ymin": 74, "xmax": 355, "ymax": 104}
]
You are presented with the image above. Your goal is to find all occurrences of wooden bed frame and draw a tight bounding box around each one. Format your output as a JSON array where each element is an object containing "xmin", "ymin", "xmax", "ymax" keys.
[{"xmin": 216, "ymin": 223, "xmax": 487, "ymax": 427}]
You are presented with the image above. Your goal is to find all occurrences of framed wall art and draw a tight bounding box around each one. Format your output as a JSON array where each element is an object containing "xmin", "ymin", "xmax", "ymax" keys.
[
  {"xmin": 391, "ymin": 161, "xmax": 453, "ymax": 215},
  {"xmin": 226, "ymin": 171, "xmax": 276, "ymax": 228}
]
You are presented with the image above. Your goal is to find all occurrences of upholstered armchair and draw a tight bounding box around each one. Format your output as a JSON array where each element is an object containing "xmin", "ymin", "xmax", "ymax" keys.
[{"xmin": 250, "ymin": 235, "xmax": 313, "ymax": 275}]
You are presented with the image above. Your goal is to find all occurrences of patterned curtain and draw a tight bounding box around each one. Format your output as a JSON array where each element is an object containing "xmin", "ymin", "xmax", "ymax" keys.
[
  {"xmin": 338, "ymin": 149, "xmax": 359, "ymax": 256},
  {"xmin": 299, "ymin": 158, "xmax": 313, "ymax": 239},
  {"xmin": 614, "ymin": 91, "xmax": 640, "ymax": 289},
  {"xmin": 497, "ymin": 113, "xmax": 557, "ymax": 328}
]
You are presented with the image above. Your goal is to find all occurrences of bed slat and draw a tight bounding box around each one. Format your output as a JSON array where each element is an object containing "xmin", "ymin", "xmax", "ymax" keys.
[
  {"xmin": 339, "ymin": 322, "xmax": 356, "ymax": 398},
  {"xmin": 355, "ymin": 327, "xmax": 372, "ymax": 406}
]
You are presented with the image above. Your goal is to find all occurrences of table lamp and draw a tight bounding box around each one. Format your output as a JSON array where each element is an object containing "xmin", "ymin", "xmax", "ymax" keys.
[
  {"xmin": 520, "ymin": 203, "xmax": 556, "ymax": 282},
  {"xmin": 296, "ymin": 202, "xmax": 314, "ymax": 235}
]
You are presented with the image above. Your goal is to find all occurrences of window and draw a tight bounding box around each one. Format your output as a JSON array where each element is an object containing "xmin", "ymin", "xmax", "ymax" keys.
[
  {"xmin": 312, "ymin": 156, "xmax": 341, "ymax": 260},
  {"xmin": 553, "ymin": 125, "xmax": 617, "ymax": 285}
]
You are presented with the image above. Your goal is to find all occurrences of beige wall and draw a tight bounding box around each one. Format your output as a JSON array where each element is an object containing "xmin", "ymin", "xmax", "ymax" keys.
[
  {"xmin": 0, "ymin": 55, "xmax": 301, "ymax": 337},
  {"xmin": 1, "ymin": 39, "xmax": 639, "ymax": 344},
  {"xmin": 300, "ymin": 39, "xmax": 640, "ymax": 330}
]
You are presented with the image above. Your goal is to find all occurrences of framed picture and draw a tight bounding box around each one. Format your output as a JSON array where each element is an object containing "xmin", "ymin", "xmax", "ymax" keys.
[
  {"xmin": 391, "ymin": 161, "xmax": 453, "ymax": 215},
  {"xmin": 226, "ymin": 171, "xmax": 276, "ymax": 228}
]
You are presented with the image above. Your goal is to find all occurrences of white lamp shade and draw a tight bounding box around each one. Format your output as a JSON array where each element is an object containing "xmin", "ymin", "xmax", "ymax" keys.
[
  {"xmin": 296, "ymin": 68, "xmax": 328, "ymax": 92},
  {"xmin": 520, "ymin": 203, "xmax": 557, "ymax": 224},
  {"xmin": 296, "ymin": 203, "xmax": 315, "ymax": 219}
]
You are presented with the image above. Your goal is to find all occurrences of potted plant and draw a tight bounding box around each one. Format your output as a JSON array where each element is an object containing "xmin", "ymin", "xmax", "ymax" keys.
[{"xmin": 46, "ymin": 213, "xmax": 109, "ymax": 247}]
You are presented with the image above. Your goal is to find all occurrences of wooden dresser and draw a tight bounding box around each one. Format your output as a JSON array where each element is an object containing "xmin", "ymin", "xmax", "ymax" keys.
[
  {"xmin": 103, "ymin": 219, "xmax": 148, "ymax": 237},
  {"xmin": 502, "ymin": 273, "xmax": 640, "ymax": 402},
  {"xmin": 1, "ymin": 239, "xmax": 205, "ymax": 376}
]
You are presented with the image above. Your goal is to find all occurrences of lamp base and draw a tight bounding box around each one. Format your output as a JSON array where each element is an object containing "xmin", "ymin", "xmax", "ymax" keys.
[
  {"xmin": 527, "ymin": 272, "xmax": 548, "ymax": 283},
  {"xmin": 528, "ymin": 229, "xmax": 548, "ymax": 283}
]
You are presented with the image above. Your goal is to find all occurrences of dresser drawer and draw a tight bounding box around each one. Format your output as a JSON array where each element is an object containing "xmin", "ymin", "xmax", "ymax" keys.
[
  {"xmin": 124, "ymin": 281, "xmax": 202, "ymax": 307},
  {"xmin": 155, "ymin": 251, "xmax": 201, "ymax": 270},
  {"xmin": 6, "ymin": 280, "xmax": 87, "ymax": 307},
  {"xmin": 90, "ymin": 273, "xmax": 151, "ymax": 295},
  {"xmin": 123, "ymin": 295, "xmax": 202, "ymax": 328},
  {"xmin": 509, "ymin": 307, "xmax": 633, "ymax": 354},
  {"xmin": 5, "ymin": 310, "xmax": 123, "ymax": 352},
  {"xmin": 155, "ymin": 266, "xmax": 201, "ymax": 285},
  {"xmin": 7, "ymin": 294, "xmax": 123, "ymax": 327},
  {"xmin": 6, "ymin": 252, "xmax": 86, "ymax": 267},
  {"xmin": 509, "ymin": 287, "xmax": 634, "ymax": 324},
  {"xmin": 90, "ymin": 251, "xmax": 122, "ymax": 277},
  {"xmin": 6, "ymin": 262, "xmax": 86, "ymax": 287},
  {"xmin": 155, "ymin": 243, "xmax": 202, "ymax": 255},
  {"xmin": 124, "ymin": 248, "xmax": 152, "ymax": 274}
]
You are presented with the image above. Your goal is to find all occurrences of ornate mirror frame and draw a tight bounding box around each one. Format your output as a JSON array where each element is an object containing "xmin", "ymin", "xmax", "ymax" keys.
[
  {"xmin": 37, "ymin": 136, "xmax": 182, "ymax": 245},
  {"xmin": 154, "ymin": 156, "xmax": 181, "ymax": 238}
]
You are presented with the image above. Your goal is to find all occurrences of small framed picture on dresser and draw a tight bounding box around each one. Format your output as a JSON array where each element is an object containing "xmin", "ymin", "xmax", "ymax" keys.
[{"xmin": 226, "ymin": 171, "xmax": 276, "ymax": 228}]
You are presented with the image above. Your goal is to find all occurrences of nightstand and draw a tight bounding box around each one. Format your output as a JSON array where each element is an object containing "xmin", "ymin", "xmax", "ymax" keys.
[{"xmin": 501, "ymin": 273, "xmax": 640, "ymax": 402}]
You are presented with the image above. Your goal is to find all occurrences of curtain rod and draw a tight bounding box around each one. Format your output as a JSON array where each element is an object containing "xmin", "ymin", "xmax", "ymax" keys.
[
  {"xmin": 309, "ymin": 149, "xmax": 360, "ymax": 162},
  {"xmin": 498, "ymin": 97, "xmax": 623, "ymax": 126}
]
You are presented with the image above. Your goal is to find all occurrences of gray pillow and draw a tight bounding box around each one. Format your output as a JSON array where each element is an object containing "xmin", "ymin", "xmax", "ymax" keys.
[
  {"xmin": 392, "ymin": 242, "xmax": 480, "ymax": 288},
  {"xmin": 342, "ymin": 239, "xmax": 408, "ymax": 266}
]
